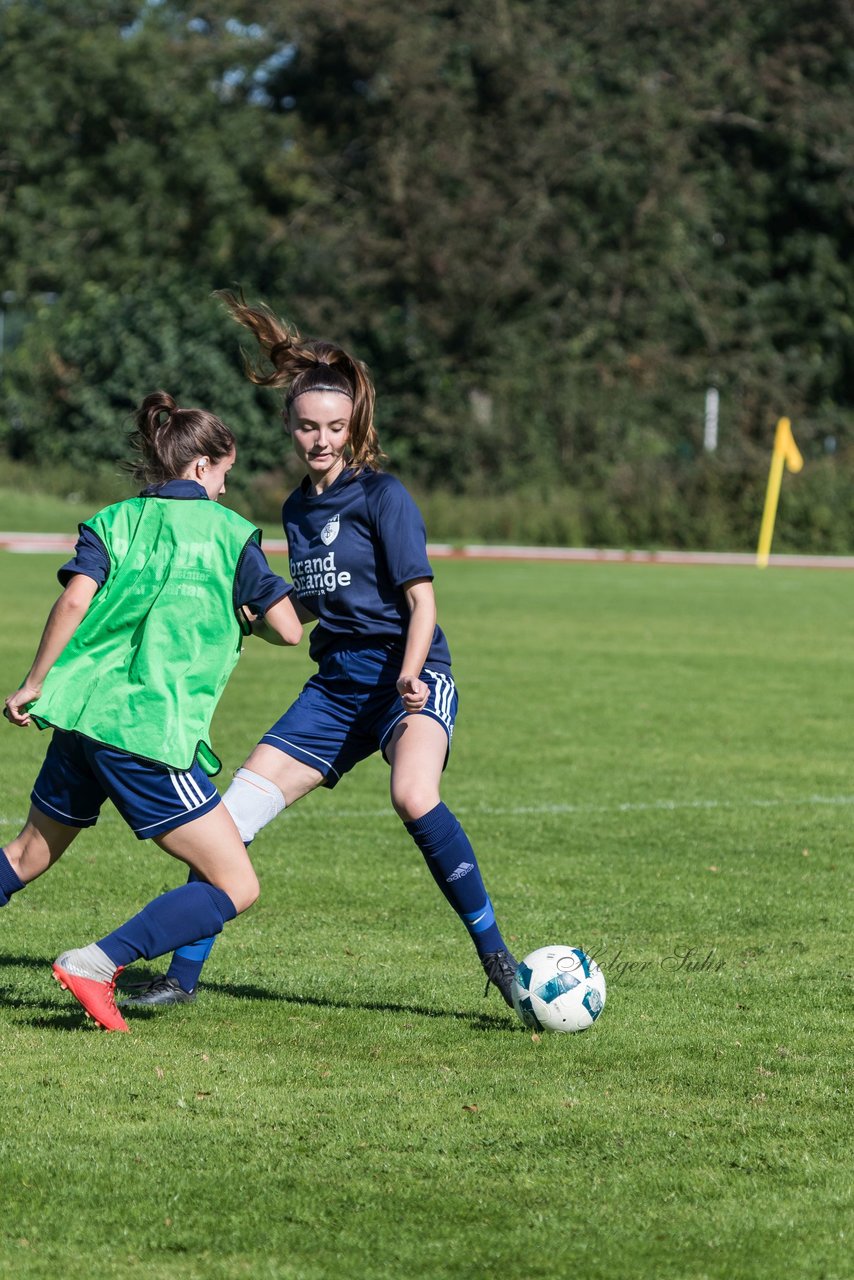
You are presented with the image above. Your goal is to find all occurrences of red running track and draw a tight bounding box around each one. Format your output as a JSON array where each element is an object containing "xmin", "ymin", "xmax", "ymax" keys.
[{"xmin": 2, "ymin": 531, "xmax": 853, "ymax": 569}]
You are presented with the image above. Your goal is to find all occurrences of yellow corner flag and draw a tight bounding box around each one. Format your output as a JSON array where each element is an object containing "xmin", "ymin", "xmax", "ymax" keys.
[{"xmin": 756, "ymin": 417, "xmax": 803, "ymax": 568}]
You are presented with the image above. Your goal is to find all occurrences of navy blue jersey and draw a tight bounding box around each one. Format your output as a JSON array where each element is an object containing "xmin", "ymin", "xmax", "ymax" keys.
[
  {"xmin": 58, "ymin": 480, "xmax": 292, "ymax": 617},
  {"xmin": 283, "ymin": 468, "xmax": 451, "ymax": 668}
]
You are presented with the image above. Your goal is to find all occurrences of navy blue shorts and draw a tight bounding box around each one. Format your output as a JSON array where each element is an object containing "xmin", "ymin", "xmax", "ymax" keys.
[
  {"xmin": 30, "ymin": 730, "xmax": 221, "ymax": 840},
  {"xmin": 260, "ymin": 647, "xmax": 458, "ymax": 788}
]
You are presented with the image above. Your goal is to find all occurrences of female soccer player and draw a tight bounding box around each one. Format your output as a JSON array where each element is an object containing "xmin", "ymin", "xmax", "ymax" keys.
[
  {"xmin": 136, "ymin": 294, "xmax": 518, "ymax": 1012},
  {"xmin": 1, "ymin": 391, "xmax": 302, "ymax": 1031}
]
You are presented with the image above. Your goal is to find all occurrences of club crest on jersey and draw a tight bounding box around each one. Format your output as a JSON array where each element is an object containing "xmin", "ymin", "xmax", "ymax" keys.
[{"xmin": 320, "ymin": 514, "xmax": 340, "ymax": 546}]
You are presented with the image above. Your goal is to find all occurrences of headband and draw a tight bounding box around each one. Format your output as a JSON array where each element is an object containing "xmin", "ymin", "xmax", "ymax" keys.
[
  {"xmin": 285, "ymin": 363, "xmax": 355, "ymax": 407},
  {"xmin": 286, "ymin": 384, "xmax": 354, "ymax": 407}
]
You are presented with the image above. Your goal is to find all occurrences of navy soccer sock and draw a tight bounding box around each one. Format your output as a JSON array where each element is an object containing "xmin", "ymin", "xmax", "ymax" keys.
[
  {"xmin": 404, "ymin": 802, "xmax": 506, "ymax": 958},
  {"xmin": 164, "ymin": 870, "xmax": 217, "ymax": 992},
  {"xmin": 97, "ymin": 882, "xmax": 237, "ymax": 969},
  {"xmin": 0, "ymin": 848, "xmax": 25, "ymax": 906}
]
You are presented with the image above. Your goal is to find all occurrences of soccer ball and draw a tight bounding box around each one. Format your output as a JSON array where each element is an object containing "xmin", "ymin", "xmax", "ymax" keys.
[{"xmin": 511, "ymin": 945, "xmax": 606, "ymax": 1033}]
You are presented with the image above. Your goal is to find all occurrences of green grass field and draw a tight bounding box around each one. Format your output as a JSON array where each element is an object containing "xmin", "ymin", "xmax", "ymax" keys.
[
  {"xmin": 0, "ymin": 482, "xmax": 102, "ymax": 534},
  {"xmin": 0, "ymin": 547, "xmax": 850, "ymax": 1280}
]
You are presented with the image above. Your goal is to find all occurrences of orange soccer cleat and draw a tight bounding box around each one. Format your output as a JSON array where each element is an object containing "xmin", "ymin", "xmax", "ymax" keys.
[{"xmin": 53, "ymin": 951, "xmax": 130, "ymax": 1033}]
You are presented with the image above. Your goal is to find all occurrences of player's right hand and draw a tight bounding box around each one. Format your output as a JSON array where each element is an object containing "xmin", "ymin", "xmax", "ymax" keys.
[
  {"xmin": 396, "ymin": 674, "xmax": 429, "ymax": 713},
  {"xmin": 3, "ymin": 684, "xmax": 40, "ymax": 727}
]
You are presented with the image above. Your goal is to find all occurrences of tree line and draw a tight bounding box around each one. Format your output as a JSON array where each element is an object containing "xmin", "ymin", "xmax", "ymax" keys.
[{"xmin": 1, "ymin": 0, "xmax": 852, "ymax": 549}]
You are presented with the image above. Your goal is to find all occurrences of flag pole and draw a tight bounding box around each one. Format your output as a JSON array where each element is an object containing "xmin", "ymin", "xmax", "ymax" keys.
[{"xmin": 756, "ymin": 418, "xmax": 803, "ymax": 568}]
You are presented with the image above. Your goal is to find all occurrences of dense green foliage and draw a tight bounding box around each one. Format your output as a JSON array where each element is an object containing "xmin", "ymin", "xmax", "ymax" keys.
[
  {"xmin": 1, "ymin": 550, "xmax": 851, "ymax": 1278},
  {"xmin": 1, "ymin": 0, "xmax": 852, "ymax": 547}
]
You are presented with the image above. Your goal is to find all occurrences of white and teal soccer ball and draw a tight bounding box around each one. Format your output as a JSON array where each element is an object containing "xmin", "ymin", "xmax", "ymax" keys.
[{"xmin": 511, "ymin": 946, "xmax": 606, "ymax": 1033}]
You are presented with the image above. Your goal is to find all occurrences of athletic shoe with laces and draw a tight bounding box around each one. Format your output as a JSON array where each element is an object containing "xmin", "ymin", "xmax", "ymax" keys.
[
  {"xmin": 120, "ymin": 975, "xmax": 196, "ymax": 1007},
  {"xmin": 53, "ymin": 950, "xmax": 129, "ymax": 1032},
  {"xmin": 481, "ymin": 949, "xmax": 518, "ymax": 1008}
]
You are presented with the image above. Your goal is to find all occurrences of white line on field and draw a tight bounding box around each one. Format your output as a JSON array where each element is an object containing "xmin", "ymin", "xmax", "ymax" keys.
[
  {"xmin": 283, "ymin": 794, "xmax": 854, "ymax": 820},
  {"xmin": 11, "ymin": 795, "xmax": 853, "ymax": 826},
  {"xmin": 3, "ymin": 794, "xmax": 852, "ymax": 831}
]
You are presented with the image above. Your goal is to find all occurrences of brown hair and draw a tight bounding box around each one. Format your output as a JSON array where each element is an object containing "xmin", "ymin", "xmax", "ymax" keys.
[
  {"xmin": 216, "ymin": 289, "xmax": 384, "ymax": 472},
  {"xmin": 129, "ymin": 391, "xmax": 236, "ymax": 485}
]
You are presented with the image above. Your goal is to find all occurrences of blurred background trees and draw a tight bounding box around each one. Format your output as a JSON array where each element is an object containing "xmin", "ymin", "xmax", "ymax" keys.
[{"xmin": 1, "ymin": 0, "xmax": 852, "ymax": 548}]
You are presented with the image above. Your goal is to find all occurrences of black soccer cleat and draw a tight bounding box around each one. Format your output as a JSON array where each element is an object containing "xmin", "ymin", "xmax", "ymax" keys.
[
  {"xmin": 120, "ymin": 975, "xmax": 197, "ymax": 1007},
  {"xmin": 481, "ymin": 950, "xmax": 518, "ymax": 1008}
]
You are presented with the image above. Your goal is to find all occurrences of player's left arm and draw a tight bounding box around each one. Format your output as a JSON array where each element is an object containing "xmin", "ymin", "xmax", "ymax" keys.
[
  {"xmin": 252, "ymin": 595, "xmax": 315, "ymax": 628},
  {"xmin": 250, "ymin": 594, "xmax": 304, "ymax": 646},
  {"xmin": 397, "ymin": 577, "xmax": 436, "ymax": 713},
  {"xmin": 291, "ymin": 598, "xmax": 316, "ymax": 625},
  {"xmin": 236, "ymin": 541, "xmax": 306, "ymax": 645},
  {"xmin": 4, "ymin": 574, "xmax": 99, "ymax": 726}
]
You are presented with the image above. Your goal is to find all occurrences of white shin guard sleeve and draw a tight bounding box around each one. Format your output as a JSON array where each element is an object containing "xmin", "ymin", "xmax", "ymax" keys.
[{"xmin": 223, "ymin": 768, "xmax": 286, "ymax": 844}]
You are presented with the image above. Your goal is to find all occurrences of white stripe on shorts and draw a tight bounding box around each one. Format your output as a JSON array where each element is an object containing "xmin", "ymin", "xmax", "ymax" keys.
[
  {"xmin": 169, "ymin": 768, "xmax": 207, "ymax": 811},
  {"xmin": 182, "ymin": 770, "xmax": 207, "ymax": 805},
  {"xmin": 424, "ymin": 669, "xmax": 455, "ymax": 732}
]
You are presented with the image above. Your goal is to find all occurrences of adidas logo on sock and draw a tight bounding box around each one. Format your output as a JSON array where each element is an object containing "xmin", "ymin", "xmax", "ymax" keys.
[{"xmin": 448, "ymin": 861, "xmax": 474, "ymax": 882}]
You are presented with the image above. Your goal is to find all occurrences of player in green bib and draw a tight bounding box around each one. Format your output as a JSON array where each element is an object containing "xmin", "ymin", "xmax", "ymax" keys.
[
  {"xmin": 1, "ymin": 391, "xmax": 302, "ymax": 1031},
  {"xmin": 32, "ymin": 487, "xmax": 262, "ymax": 775}
]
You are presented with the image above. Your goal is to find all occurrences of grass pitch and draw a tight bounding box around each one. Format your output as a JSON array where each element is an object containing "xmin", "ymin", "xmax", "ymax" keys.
[{"xmin": 0, "ymin": 548, "xmax": 850, "ymax": 1280}]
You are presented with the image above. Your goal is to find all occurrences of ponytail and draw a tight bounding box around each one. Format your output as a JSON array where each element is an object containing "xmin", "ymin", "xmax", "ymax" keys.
[
  {"xmin": 129, "ymin": 391, "xmax": 236, "ymax": 485},
  {"xmin": 215, "ymin": 289, "xmax": 385, "ymax": 473}
]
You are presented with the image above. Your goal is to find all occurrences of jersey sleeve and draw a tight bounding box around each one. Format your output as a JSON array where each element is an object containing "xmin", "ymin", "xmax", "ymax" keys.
[
  {"xmin": 371, "ymin": 477, "xmax": 434, "ymax": 587},
  {"xmin": 57, "ymin": 523, "xmax": 110, "ymax": 588},
  {"xmin": 235, "ymin": 540, "xmax": 293, "ymax": 616}
]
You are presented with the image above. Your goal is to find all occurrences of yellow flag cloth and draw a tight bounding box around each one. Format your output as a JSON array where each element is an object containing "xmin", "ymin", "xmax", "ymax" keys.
[{"xmin": 776, "ymin": 417, "xmax": 803, "ymax": 473}]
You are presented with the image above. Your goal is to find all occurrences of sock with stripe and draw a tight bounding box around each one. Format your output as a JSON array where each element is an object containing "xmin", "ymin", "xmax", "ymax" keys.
[
  {"xmin": 404, "ymin": 802, "xmax": 506, "ymax": 958},
  {"xmin": 0, "ymin": 848, "xmax": 25, "ymax": 906},
  {"xmin": 166, "ymin": 934, "xmax": 217, "ymax": 994},
  {"xmin": 164, "ymin": 872, "xmax": 216, "ymax": 993},
  {"xmin": 97, "ymin": 882, "xmax": 237, "ymax": 969},
  {"xmin": 163, "ymin": 770, "xmax": 286, "ymax": 992}
]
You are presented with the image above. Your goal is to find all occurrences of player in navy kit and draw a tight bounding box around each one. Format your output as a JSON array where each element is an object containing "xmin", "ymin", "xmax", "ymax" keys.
[{"xmin": 128, "ymin": 293, "xmax": 519, "ymax": 1013}]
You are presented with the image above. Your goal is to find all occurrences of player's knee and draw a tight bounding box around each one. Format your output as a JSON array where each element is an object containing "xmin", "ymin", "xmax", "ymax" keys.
[
  {"xmin": 224, "ymin": 767, "xmax": 286, "ymax": 843},
  {"xmin": 2, "ymin": 840, "xmax": 24, "ymax": 874},
  {"xmin": 390, "ymin": 781, "xmax": 439, "ymax": 824},
  {"xmin": 3, "ymin": 822, "xmax": 60, "ymax": 882},
  {"xmin": 229, "ymin": 867, "xmax": 260, "ymax": 915}
]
